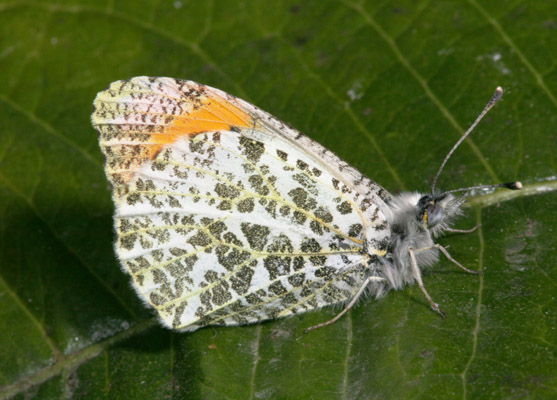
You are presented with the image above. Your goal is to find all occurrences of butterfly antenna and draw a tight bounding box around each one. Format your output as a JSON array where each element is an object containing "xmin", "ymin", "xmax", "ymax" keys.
[
  {"xmin": 431, "ymin": 86, "xmax": 504, "ymax": 194},
  {"xmin": 444, "ymin": 181, "xmax": 522, "ymax": 195}
]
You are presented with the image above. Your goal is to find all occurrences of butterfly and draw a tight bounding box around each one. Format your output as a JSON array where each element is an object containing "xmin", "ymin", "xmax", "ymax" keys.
[{"xmin": 91, "ymin": 77, "xmax": 519, "ymax": 332}]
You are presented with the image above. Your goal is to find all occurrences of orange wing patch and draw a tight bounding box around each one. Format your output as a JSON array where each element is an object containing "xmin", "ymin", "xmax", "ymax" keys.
[
  {"xmin": 165, "ymin": 95, "xmax": 252, "ymax": 137},
  {"xmin": 149, "ymin": 94, "xmax": 252, "ymax": 160},
  {"xmin": 92, "ymin": 78, "xmax": 253, "ymax": 199}
]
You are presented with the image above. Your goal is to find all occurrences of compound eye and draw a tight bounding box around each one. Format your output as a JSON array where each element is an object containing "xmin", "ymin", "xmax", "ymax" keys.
[{"xmin": 426, "ymin": 203, "xmax": 444, "ymax": 228}]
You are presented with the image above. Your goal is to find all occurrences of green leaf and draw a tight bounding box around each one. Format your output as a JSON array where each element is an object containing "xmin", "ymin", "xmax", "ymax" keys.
[{"xmin": 1, "ymin": 1, "xmax": 556, "ymax": 399}]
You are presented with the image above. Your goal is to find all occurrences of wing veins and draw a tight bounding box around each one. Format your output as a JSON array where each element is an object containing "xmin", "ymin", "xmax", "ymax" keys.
[
  {"xmin": 117, "ymin": 158, "xmax": 361, "ymax": 243},
  {"xmin": 194, "ymin": 260, "xmax": 366, "ymax": 328}
]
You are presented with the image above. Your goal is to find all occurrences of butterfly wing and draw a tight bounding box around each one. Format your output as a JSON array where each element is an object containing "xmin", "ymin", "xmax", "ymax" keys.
[{"xmin": 92, "ymin": 77, "xmax": 391, "ymax": 331}]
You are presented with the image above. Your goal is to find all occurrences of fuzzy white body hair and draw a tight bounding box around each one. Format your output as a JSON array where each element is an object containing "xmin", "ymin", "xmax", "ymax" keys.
[{"xmin": 366, "ymin": 192, "xmax": 465, "ymax": 299}]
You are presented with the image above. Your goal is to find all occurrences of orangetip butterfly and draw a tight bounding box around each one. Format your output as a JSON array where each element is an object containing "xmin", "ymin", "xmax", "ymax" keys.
[{"xmin": 91, "ymin": 77, "xmax": 520, "ymax": 332}]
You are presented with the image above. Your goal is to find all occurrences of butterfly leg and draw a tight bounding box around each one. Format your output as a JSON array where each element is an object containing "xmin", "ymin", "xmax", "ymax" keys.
[
  {"xmin": 445, "ymin": 224, "xmax": 481, "ymax": 234},
  {"xmin": 304, "ymin": 275, "xmax": 385, "ymax": 333},
  {"xmin": 408, "ymin": 247, "xmax": 446, "ymax": 318},
  {"xmin": 433, "ymin": 244, "xmax": 482, "ymax": 275},
  {"xmin": 410, "ymin": 242, "xmax": 483, "ymax": 317}
]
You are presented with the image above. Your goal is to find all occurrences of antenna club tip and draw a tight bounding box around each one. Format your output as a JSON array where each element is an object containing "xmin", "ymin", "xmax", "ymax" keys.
[
  {"xmin": 505, "ymin": 181, "xmax": 522, "ymax": 190},
  {"xmin": 491, "ymin": 86, "xmax": 504, "ymax": 103}
]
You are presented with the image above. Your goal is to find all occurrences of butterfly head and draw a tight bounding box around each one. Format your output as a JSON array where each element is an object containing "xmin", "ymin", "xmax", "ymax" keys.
[
  {"xmin": 388, "ymin": 192, "xmax": 463, "ymax": 239},
  {"xmin": 413, "ymin": 179, "xmax": 522, "ymax": 237},
  {"xmin": 415, "ymin": 192, "xmax": 463, "ymax": 237}
]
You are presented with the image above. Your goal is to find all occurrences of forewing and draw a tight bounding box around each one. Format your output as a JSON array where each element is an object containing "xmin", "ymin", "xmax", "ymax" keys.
[{"xmin": 92, "ymin": 77, "xmax": 390, "ymax": 330}]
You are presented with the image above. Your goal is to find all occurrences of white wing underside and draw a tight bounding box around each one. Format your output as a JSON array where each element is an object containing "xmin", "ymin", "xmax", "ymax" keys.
[{"xmin": 93, "ymin": 77, "xmax": 392, "ymax": 331}]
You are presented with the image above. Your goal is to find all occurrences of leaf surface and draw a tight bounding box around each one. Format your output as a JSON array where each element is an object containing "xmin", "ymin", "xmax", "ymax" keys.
[{"xmin": 0, "ymin": 1, "xmax": 556, "ymax": 399}]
